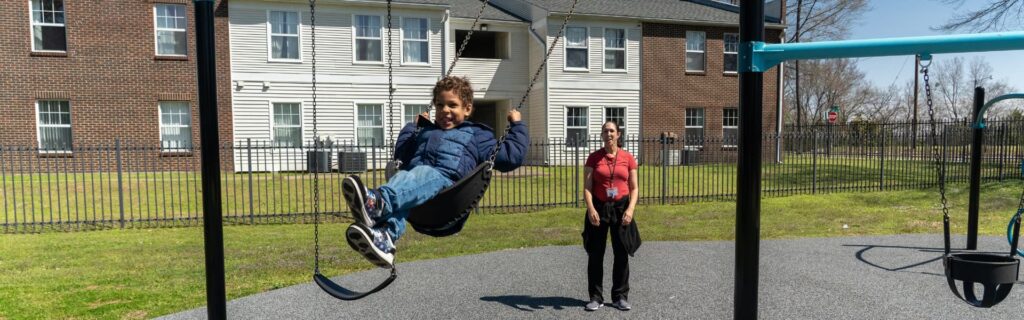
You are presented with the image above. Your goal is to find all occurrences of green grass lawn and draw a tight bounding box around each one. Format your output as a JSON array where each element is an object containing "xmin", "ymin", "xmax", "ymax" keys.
[{"xmin": 2, "ymin": 181, "xmax": 1024, "ymax": 319}]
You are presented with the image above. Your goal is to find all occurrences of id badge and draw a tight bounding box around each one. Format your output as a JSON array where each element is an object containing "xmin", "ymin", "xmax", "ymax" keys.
[{"xmin": 606, "ymin": 188, "xmax": 619, "ymax": 199}]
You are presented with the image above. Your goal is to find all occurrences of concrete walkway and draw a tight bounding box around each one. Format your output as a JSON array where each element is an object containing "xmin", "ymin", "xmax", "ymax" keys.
[{"xmin": 159, "ymin": 234, "xmax": 1024, "ymax": 319}]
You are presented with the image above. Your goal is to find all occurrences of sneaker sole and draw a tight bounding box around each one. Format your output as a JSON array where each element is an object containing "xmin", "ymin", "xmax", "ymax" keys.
[
  {"xmin": 345, "ymin": 223, "xmax": 394, "ymax": 268},
  {"xmin": 342, "ymin": 176, "xmax": 372, "ymax": 227},
  {"xmin": 584, "ymin": 303, "xmax": 601, "ymax": 311}
]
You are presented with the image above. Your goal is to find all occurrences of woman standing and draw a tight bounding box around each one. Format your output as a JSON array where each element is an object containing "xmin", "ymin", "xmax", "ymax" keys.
[{"xmin": 582, "ymin": 121, "xmax": 639, "ymax": 311}]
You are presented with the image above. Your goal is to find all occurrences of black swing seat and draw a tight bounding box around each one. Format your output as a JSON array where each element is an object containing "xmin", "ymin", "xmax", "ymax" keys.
[
  {"xmin": 313, "ymin": 268, "xmax": 397, "ymax": 301},
  {"xmin": 943, "ymin": 253, "xmax": 1020, "ymax": 308},
  {"xmin": 407, "ymin": 161, "xmax": 493, "ymax": 237}
]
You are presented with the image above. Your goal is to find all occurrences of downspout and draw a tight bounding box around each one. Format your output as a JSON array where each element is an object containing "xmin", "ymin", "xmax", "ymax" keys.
[{"xmin": 776, "ymin": 33, "xmax": 785, "ymax": 163}]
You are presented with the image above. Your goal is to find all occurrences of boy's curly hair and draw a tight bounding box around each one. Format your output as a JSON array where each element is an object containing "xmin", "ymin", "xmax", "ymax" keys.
[{"xmin": 432, "ymin": 76, "xmax": 474, "ymax": 108}]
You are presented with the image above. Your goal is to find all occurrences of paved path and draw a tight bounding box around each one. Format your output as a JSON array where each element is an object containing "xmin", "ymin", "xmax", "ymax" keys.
[{"xmin": 160, "ymin": 235, "xmax": 1024, "ymax": 319}]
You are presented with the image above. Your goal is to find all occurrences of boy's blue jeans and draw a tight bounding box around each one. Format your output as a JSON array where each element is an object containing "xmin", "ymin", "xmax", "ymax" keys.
[{"xmin": 376, "ymin": 165, "xmax": 454, "ymax": 242}]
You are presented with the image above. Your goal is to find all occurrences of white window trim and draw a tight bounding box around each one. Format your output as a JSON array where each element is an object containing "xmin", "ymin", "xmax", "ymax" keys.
[
  {"xmin": 685, "ymin": 31, "xmax": 706, "ymax": 72},
  {"xmin": 34, "ymin": 100, "xmax": 72, "ymax": 153},
  {"xmin": 684, "ymin": 108, "xmax": 705, "ymax": 148},
  {"xmin": 399, "ymin": 16, "xmax": 431, "ymax": 66},
  {"xmin": 603, "ymin": 106, "xmax": 627, "ymax": 131},
  {"xmin": 153, "ymin": 4, "xmax": 187, "ymax": 57},
  {"xmin": 28, "ymin": 0, "xmax": 67, "ymax": 53},
  {"xmin": 565, "ymin": 106, "xmax": 589, "ymax": 149},
  {"xmin": 269, "ymin": 101, "xmax": 304, "ymax": 148},
  {"xmin": 602, "ymin": 27, "xmax": 627, "ymax": 73},
  {"xmin": 158, "ymin": 101, "xmax": 193, "ymax": 152},
  {"xmin": 402, "ymin": 102, "xmax": 432, "ymax": 126},
  {"xmin": 723, "ymin": 108, "xmax": 739, "ymax": 147},
  {"xmin": 352, "ymin": 14, "xmax": 384, "ymax": 65},
  {"xmin": 562, "ymin": 25, "xmax": 589, "ymax": 72},
  {"xmin": 723, "ymin": 33, "xmax": 739, "ymax": 74},
  {"xmin": 355, "ymin": 102, "xmax": 387, "ymax": 146},
  {"xmin": 266, "ymin": 10, "xmax": 303, "ymax": 63}
]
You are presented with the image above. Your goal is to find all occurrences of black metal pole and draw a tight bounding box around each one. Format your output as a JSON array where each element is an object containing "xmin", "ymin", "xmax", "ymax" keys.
[
  {"xmin": 736, "ymin": 0, "xmax": 764, "ymax": 319},
  {"xmin": 194, "ymin": 1, "xmax": 226, "ymax": 319},
  {"xmin": 967, "ymin": 87, "xmax": 985, "ymax": 250}
]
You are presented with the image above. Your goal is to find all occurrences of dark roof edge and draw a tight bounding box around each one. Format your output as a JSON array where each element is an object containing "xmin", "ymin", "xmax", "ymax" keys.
[
  {"xmin": 545, "ymin": 11, "xmax": 786, "ymax": 30},
  {"xmin": 683, "ymin": 0, "xmax": 784, "ymax": 24}
]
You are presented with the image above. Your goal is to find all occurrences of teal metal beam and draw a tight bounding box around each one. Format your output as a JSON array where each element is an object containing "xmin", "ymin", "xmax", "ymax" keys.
[
  {"xmin": 972, "ymin": 93, "xmax": 1024, "ymax": 129},
  {"xmin": 744, "ymin": 31, "xmax": 1024, "ymax": 72}
]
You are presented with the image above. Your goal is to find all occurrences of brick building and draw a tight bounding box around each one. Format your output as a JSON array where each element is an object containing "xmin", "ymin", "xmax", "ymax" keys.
[{"xmin": 0, "ymin": 0, "xmax": 233, "ymax": 169}]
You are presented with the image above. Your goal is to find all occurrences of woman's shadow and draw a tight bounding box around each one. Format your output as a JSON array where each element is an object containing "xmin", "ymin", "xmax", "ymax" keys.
[{"xmin": 479, "ymin": 295, "xmax": 587, "ymax": 312}]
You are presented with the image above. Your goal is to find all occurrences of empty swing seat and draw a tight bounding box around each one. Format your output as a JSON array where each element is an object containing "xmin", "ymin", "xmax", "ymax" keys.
[{"xmin": 943, "ymin": 253, "xmax": 1020, "ymax": 308}]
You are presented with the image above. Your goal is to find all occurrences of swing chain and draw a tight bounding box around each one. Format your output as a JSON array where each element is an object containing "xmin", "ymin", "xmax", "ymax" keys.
[
  {"xmin": 387, "ymin": 0, "xmax": 396, "ymax": 148},
  {"xmin": 309, "ymin": 0, "xmax": 321, "ymax": 273},
  {"xmin": 489, "ymin": 0, "xmax": 579, "ymax": 164}
]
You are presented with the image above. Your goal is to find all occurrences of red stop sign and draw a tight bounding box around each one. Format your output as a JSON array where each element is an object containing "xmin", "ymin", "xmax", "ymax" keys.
[{"xmin": 827, "ymin": 111, "xmax": 838, "ymax": 124}]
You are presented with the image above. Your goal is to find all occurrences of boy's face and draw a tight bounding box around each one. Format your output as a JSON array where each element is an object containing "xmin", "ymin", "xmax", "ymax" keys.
[{"xmin": 434, "ymin": 90, "xmax": 472, "ymax": 129}]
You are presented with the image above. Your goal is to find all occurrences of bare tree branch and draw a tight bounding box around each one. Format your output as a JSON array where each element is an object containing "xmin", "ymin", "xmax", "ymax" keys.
[{"xmin": 934, "ymin": 0, "xmax": 1024, "ymax": 32}]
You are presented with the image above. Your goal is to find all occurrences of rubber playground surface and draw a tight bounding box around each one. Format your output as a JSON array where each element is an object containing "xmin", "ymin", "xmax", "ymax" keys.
[{"xmin": 159, "ymin": 234, "xmax": 1024, "ymax": 319}]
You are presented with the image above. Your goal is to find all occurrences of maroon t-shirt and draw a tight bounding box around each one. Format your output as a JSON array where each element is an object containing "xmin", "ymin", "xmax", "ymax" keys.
[{"xmin": 585, "ymin": 149, "xmax": 638, "ymax": 202}]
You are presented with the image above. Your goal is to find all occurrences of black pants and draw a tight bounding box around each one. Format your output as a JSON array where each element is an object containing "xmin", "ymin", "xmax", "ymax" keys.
[{"xmin": 582, "ymin": 198, "xmax": 630, "ymax": 303}]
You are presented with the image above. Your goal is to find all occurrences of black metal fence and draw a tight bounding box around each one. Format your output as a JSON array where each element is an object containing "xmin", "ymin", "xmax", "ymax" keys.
[{"xmin": 3, "ymin": 119, "xmax": 1024, "ymax": 233}]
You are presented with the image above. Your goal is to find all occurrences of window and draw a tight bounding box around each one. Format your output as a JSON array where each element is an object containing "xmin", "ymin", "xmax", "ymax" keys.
[
  {"xmin": 565, "ymin": 107, "xmax": 588, "ymax": 147},
  {"xmin": 354, "ymin": 15, "xmax": 382, "ymax": 62},
  {"xmin": 685, "ymin": 31, "xmax": 705, "ymax": 72},
  {"xmin": 454, "ymin": 30, "xmax": 509, "ymax": 59},
  {"xmin": 154, "ymin": 4, "xmax": 187, "ymax": 56},
  {"xmin": 565, "ymin": 27, "xmax": 588, "ymax": 69},
  {"xmin": 603, "ymin": 28, "xmax": 625, "ymax": 71},
  {"xmin": 404, "ymin": 104, "xmax": 430, "ymax": 125},
  {"xmin": 723, "ymin": 108, "xmax": 739, "ymax": 147},
  {"xmin": 401, "ymin": 17, "xmax": 429, "ymax": 64},
  {"xmin": 272, "ymin": 103, "xmax": 302, "ymax": 147},
  {"xmin": 269, "ymin": 11, "xmax": 300, "ymax": 60},
  {"xmin": 724, "ymin": 33, "xmax": 739, "ymax": 73},
  {"xmin": 357, "ymin": 104, "xmax": 384, "ymax": 146},
  {"xmin": 30, "ymin": 0, "xmax": 67, "ymax": 52},
  {"xmin": 36, "ymin": 100, "xmax": 72, "ymax": 151},
  {"xmin": 684, "ymin": 108, "xmax": 704, "ymax": 147},
  {"xmin": 605, "ymin": 106, "xmax": 626, "ymax": 135},
  {"xmin": 159, "ymin": 102, "xmax": 192, "ymax": 151}
]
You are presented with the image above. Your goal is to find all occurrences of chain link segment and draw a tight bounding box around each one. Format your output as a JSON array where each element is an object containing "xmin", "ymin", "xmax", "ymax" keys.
[{"xmin": 308, "ymin": 0, "xmax": 321, "ymax": 273}]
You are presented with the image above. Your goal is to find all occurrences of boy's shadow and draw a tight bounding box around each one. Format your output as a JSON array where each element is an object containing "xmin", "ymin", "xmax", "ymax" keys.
[{"xmin": 479, "ymin": 295, "xmax": 587, "ymax": 312}]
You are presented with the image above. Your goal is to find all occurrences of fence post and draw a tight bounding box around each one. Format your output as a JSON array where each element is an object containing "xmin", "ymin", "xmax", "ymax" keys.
[
  {"xmin": 879, "ymin": 131, "xmax": 885, "ymax": 190},
  {"xmin": 999, "ymin": 124, "xmax": 1007, "ymax": 180},
  {"xmin": 574, "ymin": 134, "xmax": 580, "ymax": 208},
  {"xmin": 660, "ymin": 137, "xmax": 667, "ymax": 205},
  {"xmin": 115, "ymin": 139, "xmax": 125, "ymax": 229},
  {"xmin": 812, "ymin": 131, "xmax": 818, "ymax": 194},
  {"xmin": 247, "ymin": 138, "xmax": 254, "ymax": 224}
]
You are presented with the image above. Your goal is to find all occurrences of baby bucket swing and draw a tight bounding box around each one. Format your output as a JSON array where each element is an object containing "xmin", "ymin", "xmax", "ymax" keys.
[{"xmin": 308, "ymin": 0, "xmax": 580, "ymax": 300}]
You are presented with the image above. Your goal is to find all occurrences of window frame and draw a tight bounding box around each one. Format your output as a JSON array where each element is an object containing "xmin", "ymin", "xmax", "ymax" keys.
[
  {"xmin": 269, "ymin": 101, "xmax": 304, "ymax": 148},
  {"xmin": 602, "ymin": 27, "xmax": 627, "ymax": 72},
  {"xmin": 562, "ymin": 26, "xmax": 589, "ymax": 71},
  {"xmin": 158, "ymin": 101, "xmax": 193, "ymax": 152},
  {"xmin": 403, "ymin": 103, "xmax": 431, "ymax": 126},
  {"xmin": 356, "ymin": 103, "xmax": 386, "ymax": 147},
  {"xmin": 266, "ymin": 10, "xmax": 302, "ymax": 63},
  {"xmin": 685, "ymin": 31, "xmax": 706, "ymax": 73},
  {"xmin": 34, "ymin": 100, "xmax": 72, "ymax": 153},
  {"xmin": 352, "ymin": 14, "xmax": 384, "ymax": 64},
  {"xmin": 684, "ymin": 108, "xmax": 705, "ymax": 148},
  {"xmin": 723, "ymin": 33, "xmax": 739, "ymax": 74},
  {"xmin": 722, "ymin": 108, "xmax": 739, "ymax": 148},
  {"xmin": 399, "ymin": 16, "xmax": 431, "ymax": 66},
  {"xmin": 152, "ymin": 3, "xmax": 187, "ymax": 57},
  {"xmin": 29, "ymin": 0, "xmax": 67, "ymax": 53},
  {"xmin": 603, "ymin": 106, "xmax": 627, "ymax": 136},
  {"xmin": 565, "ymin": 106, "xmax": 589, "ymax": 148}
]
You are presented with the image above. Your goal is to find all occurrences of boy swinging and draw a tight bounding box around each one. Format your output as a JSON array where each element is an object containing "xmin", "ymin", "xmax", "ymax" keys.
[{"xmin": 343, "ymin": 76, "xmax": 529, "ymax": 266}]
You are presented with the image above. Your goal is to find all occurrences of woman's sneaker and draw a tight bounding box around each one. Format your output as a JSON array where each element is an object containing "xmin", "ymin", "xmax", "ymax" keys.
[
  {"xmin": 342, "ymin": 176, "xmax": 384, "ymax": 226},
  {"xmin": 584, "ymin": 301, "xmax": 602, "ymax": 311},
  {"xmin": 610, "ymin": 299, "xmax": 631, "ymax": 311},
  {"xmin": 345, "ymin": 223, "xmax": 395, "ymax": 268}
]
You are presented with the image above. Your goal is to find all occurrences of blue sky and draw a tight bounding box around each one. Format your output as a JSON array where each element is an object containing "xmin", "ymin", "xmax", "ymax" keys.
[{"xmin": 848, "ymin": 0, "xmax": 1024, "ymax": 91}]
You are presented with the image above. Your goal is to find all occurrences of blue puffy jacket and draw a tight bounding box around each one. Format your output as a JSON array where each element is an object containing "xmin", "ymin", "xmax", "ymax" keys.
[{"xmin": 393, "ymin": 119, "xmax": 529, "ymax": 181}]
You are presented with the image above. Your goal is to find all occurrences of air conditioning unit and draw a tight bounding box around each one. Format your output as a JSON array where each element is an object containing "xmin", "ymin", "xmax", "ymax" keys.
[{"xmin": 338, "ymin": 151, "xmax": 367, "ymax": 173}]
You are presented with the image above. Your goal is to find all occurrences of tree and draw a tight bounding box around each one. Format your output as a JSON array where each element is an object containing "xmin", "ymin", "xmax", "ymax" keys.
[
  {"xmin": 934, "ymin": 0, "xmax": 1024, "ymax": 32},
  {"xmin": 927, "ymin": 57, "xmax": 1016, "ymax": 120},
  {"xmin": 785, "ymin": 0, "xmax": 869, "ymax": 130}
]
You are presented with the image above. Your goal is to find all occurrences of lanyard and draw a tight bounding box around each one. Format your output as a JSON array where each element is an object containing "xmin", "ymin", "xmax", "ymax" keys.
[{"xmin": 606, "ymin": 150, "xmax": 620, "ymax": 187}]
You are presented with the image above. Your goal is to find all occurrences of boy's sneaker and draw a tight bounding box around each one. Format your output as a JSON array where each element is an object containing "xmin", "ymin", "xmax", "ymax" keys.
[
  {"xmin": 610, "ymin": 299, "xmax": 631, "ymax": 311},
  {"xmin": 345, "ymin": 223, "xmax": 395, "ymax": 268},
  {"xmin": 584, "ymin": 301, "xmax": 602, "ymax": 311},
  {"xmin": 343, "ymin": 175, "xmax": 384, "ymax": 226}
]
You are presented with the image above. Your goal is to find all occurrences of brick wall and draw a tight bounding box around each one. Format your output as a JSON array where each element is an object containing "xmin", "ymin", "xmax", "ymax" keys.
[
  {"xmin": 641, "ymin": 22, "xmax": 782, "ymax": 162},
  {"xmin": 0, "ymin": 0, "xmax": 233, "ymax": 170}
]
